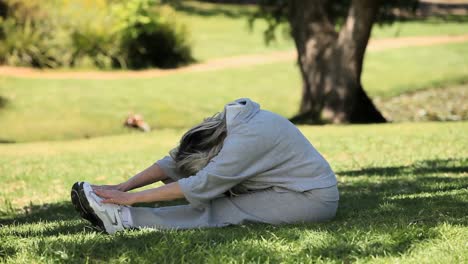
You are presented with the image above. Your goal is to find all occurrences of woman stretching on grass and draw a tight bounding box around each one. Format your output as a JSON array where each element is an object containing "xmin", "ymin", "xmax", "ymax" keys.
[{"xmin": 71, "ymin": 98, "xmax": 339, "ymax": 234}]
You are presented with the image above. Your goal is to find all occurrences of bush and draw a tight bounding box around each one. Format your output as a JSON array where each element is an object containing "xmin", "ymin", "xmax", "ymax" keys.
[
  {"xmin": 115, "ymin": 3, "xmax": 194, "ymax": 68},
  {"xmin": 0, "ymin": 0, "xmax": 72, "ymax": 68},
  {"xmin": 0, "ymin": 0, "xmax": 193, "ymax": 69}
]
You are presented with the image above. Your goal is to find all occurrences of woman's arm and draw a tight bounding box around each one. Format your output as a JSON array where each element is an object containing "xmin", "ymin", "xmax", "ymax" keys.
[
  {"xmin": 93, "ymin": 163, "xmax": 169, "ymax": 192},
  {"xmin": 120, "ymin": 163, "xmax": 169, "ymax": 191},
  {"xmin": 94, "ymin": 182, "xmax": 185, "ymax": 205}
]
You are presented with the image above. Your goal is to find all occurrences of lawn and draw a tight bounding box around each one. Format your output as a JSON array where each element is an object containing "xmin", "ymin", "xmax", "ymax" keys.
[
  {"xmin": 1, "ymin": 121, "xmax": 467, "ymax": 263},
  {"xmin": 1, "ymin": 42, "xmax": 468, "ymax": 142},
  {"xmin": 1, "ymin": 2, "xmax": 467, "ymax": 263},
  {"xmin": 2, "ymin": 1, "xmax": 468, "ymax": 142}
]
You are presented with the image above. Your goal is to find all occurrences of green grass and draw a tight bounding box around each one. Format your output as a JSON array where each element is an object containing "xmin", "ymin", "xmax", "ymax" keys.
[
  {"xmin": 1, "ymin": 42, "xmax": 468, "ymax": 142},
  {"xmin": 173, "ymin": 1, "xmax": 468, "ymax": 60},
  {"xmin": 169, "ymin": 1, "xmax": 468, "ymax": 61},
  {"xmin": 174, "ymin": 1, "xmax": 293, "ymax": 61},
  {"xmin": 363, "ymin": 42, "xmax": 468, "ymax": 98},
  {"xmin": 0, "ymin": 122, "xmax": 467, "ymax": 263},
  {"xmin": 371, "ymin": 16, "xmax": 468, "ymax": 39},
  {"xmin": 1, "ymin": 4, "xmax": 467, "ymax": 262}
]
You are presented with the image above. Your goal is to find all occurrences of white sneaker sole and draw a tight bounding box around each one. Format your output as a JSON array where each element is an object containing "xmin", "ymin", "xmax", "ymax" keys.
[
  {"xmin": 82, "ymin": 182, "xmax": 124, "ymax": 234},
  {"xmin": 71, "ymin": 181, "xmax": 104, "ymax": 230}
]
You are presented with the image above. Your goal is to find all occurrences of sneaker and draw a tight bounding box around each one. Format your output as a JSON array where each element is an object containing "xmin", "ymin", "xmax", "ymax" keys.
[
  {"xmin": 80, "ymin": 182, "xmax": 125, "ymax": 234},
  {"xmin": 71, "ymin": 182, "xmax": 103, "ymax": 230}
]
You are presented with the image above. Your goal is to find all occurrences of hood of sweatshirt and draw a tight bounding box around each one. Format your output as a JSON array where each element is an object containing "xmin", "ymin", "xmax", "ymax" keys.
[{"xmin": 224, "ymin": 98, "xmax": 260, "ymax": 129}]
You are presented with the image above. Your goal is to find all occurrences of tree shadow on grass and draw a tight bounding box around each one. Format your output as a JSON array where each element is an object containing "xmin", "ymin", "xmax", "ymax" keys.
[
  {"xmin": 165, "ymin": 1, "xmax": 254, "ymax": 18},
  {"xmin": 339, "ymin": 158, "xmax": 467, "ymax": 177},
  {"xmin": 167, "ymin": 1, "xmax": 468, "ymax": 23},
  {"xmin": 335, "ymin": 158, "xmax": 467, "ymax": 223},
  {"xmin": 0, "ymin": 202, "xmax": 76, "ymax": 225},
  {"xmin": 1, "ymin": 158, "xmax": 467, "ymax": 262},
  {"xmin": 0, "ymin": 96, "xmax": 8, "ymax": 109},
  {"xmin": 0, "ymin": 202, "xmax": 89, "ymax": 240},
  {"xmin": 0, "ymin": 96, "xmax": 15, "ymax": 144}
]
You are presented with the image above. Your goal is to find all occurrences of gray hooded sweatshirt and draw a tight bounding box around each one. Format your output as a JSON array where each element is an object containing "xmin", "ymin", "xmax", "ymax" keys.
[{"xmin": 156, "ymin": 98, "xmax": 337, "ymax": 209}]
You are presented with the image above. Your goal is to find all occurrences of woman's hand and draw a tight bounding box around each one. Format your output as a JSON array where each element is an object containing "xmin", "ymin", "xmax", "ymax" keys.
[
  {"xmin": 90, "ymin": 163, "xmax": 169, "ymax": 194},
  {"xmin": 92, "ymin": 183, "xmax": 128, "ymax": 192},
  {"xmin": 94, "ymin": 189, "xmax": 137, "ymax": 206}
]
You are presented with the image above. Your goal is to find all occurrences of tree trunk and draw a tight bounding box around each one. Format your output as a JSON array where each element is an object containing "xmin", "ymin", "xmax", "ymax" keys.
[{"xmin": 288, "ymin": 0, "xmax": 386, "ymax": 124}]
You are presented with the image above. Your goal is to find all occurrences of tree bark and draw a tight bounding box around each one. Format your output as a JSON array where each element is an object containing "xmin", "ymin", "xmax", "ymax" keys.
[{"xmin": 288, "ymin": 0, "xmax": 386, "ymax": 124}]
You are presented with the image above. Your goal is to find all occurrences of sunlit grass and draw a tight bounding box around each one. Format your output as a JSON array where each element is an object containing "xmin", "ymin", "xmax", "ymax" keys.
[
  {"xmin": 0, "ymin": 121, "xmax": 467, "ymax": 263},
  {"xmin": 1, "ymin": 42, "xmax": 468, "ymax": 142},
  {"xmin": 363, "ymin": 42, "xmax": 468, "ymax": 98},
  {"xmin": 1, "ymin": 3, "xmax": 467, "ymax": 262}
]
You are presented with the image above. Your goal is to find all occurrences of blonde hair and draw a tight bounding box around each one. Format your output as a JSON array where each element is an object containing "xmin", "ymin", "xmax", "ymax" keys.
[{"xmin": 170, "ymin": 112, "xmax": 227, "ymax": 177}]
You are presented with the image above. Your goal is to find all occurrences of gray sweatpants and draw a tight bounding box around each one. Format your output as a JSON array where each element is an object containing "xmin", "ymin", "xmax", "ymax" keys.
[{"xmin": 127, "ymin": 185, "xmax": 339, "ymax": 230}]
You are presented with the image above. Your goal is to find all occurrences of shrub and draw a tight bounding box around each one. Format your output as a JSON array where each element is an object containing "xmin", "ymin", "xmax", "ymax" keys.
[
  {"xmin": 0, "ymin": 0, "xmax": 71, "ymax": 68},
  {"xmin": 65, "ymin": 0, "xmax": 123, "ymax": 68},
  {"xmin": 0, "ymin": 0, "xmax": 193, "ymax": 69},
  {"xmin": 114, "ymin": 3, "xmax": 194, "ymax": 68}
]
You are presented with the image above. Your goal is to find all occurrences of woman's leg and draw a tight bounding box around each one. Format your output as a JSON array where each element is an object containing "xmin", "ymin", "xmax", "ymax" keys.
[
  {"xmin": 211, "ymin": 185, "xmax": 339, "ymax": 225},
  {"xmin": 127, "ymin": 185, "xmax": 339, "ymax": 230}
]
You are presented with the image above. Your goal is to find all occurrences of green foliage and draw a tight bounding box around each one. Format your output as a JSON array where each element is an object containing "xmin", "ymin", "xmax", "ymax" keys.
[
  {"xmin": 251, "ymin": 0, "xmax": 419, "ymax": 43},
  {"xmin": 163, "ymin": 1, "xmax": 468, "ymax": 60},
  {"xmin": 0, "ymin": 0, "xmax": 72, "ymax": 68},
  {"xmin": 113, "ymin": 1, "xmax": 193, "ymax": 68},
  {"xmin": 0, "ymin": 0, "xmax": 193, "ymax": 69}
]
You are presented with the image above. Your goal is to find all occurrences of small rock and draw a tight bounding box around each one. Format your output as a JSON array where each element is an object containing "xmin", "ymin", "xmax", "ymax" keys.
[
  {"xmin": 417, "ymin": 109, "xmax": 427, "ymax": 117},
  {"xmin": 124, "ymin": 113, "xmax": 151, "ymax": 132}
]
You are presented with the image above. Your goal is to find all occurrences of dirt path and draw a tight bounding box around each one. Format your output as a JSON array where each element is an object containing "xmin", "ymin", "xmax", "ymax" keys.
[{"xmin": 1, "ymin": 34, "xmax": 468, "ymax": 80}]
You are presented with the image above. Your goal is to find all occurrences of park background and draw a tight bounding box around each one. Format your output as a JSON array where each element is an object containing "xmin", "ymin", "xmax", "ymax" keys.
[{"xmin": 0, "ymin": 0, "xmax": 467, "ymax": 263}]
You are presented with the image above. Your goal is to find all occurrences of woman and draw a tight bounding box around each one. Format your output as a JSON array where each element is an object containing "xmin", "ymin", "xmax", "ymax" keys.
[{"xmin": 71, "ymin": 98, "xmax": 339, "ymax": 234}]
